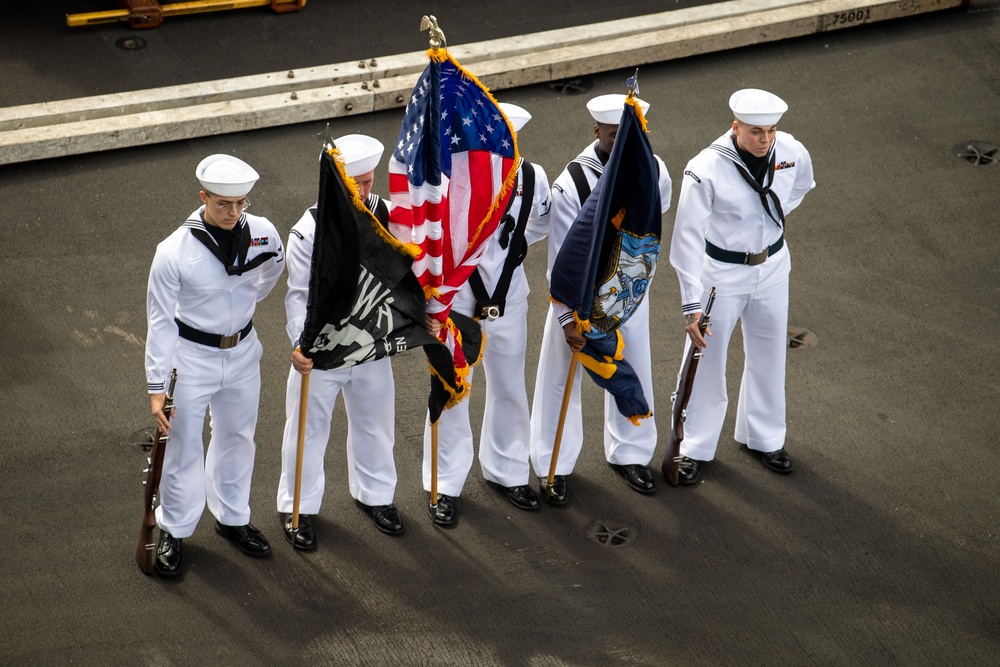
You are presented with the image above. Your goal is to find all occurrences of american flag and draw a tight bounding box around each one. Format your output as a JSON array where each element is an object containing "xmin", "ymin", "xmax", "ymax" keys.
[{"xmin": 388, "ymin": 51, "xmax": 518, "ymax": 410}]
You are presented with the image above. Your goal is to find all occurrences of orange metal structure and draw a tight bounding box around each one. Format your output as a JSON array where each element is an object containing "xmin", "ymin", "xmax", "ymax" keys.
[{"xmin": 67, "ymin": 0, "xmax": 307, "ymax": 29}]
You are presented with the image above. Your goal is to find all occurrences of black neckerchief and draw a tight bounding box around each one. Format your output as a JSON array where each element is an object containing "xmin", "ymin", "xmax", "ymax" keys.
[
  {"xmin": 733, "ymin": 137, "xmax": 769, "ymax": 185},
  {"xmin": 203, "ymin": 219, "xmax": 240, "ymax": 264},
  {"xmin": 186, "ymin": 213, "xmax": 278, "ymax": 276},
  {"xmin": 595, "ymin": 145, "xmax": 611, "ymax": 165},
  {"xmin": 709, "ymin": 137, "xmax": 785, "ymax": 228}
]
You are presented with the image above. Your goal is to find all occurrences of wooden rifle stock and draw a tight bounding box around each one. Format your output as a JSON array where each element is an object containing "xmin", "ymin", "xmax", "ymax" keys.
[
  {"xmin": 136, "ymin": 369, "xmax": 177, "ymax": 575},
  {"xmin": 662, "ymin": 289, "xmax": 716, "ymax": 486}
]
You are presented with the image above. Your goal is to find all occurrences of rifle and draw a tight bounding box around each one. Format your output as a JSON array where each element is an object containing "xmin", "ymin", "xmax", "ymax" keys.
[
  {"xmin": 135, "ymin": 369, "xmax": 177, "ymax": 575},
  {"xmin": 662, "ymin": 288, "xmax": 716, "ymax": 486}
]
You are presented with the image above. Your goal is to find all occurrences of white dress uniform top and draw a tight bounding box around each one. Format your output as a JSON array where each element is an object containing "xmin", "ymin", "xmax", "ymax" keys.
[
  {"xmin": 422, "ymin": 103, "xmax": 552, "ymax": 497},
  {"xmin": 146, "ymin": 155, "xmax": 285, "ymax": 539},
  {"xmin": 530, "ymin": 95, "xmax": 672, "ymax": 479},
  {"xmin": 276, "ymin": 135, "xmax": 401, "ymax": 515},
  {"xmin": 669, "ymin": 89, "xmax": 815, "ymax": 461}
]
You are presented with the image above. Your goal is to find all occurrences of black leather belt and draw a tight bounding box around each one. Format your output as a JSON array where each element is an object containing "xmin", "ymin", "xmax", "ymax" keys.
[
  {"xmin": 705, "ymin": 235, "xmax": 784, "ymax": 266},
  {"xmin": 175, "ymin": 318, "xmax": 253, "ymax": 349}
]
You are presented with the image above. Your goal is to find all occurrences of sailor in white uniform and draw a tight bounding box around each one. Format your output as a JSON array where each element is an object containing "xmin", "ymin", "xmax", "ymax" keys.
[
  {"xmin": 276, "ymin": 135, "xmax": 405, "ymax": 546},
  {"xmin": 529, "ymin": 94, "xmax": 672, "ymax": 504},
  {"xmin": 668, "ymin": 88, "xmax": 815, "ymax": 484},
  {"xmin": 422, "ymin": 103, "xmax": 551, "ymax": 526},
  {"xmin": 146, "ymin": 154, "xmax": 285, "ymax": 577}
]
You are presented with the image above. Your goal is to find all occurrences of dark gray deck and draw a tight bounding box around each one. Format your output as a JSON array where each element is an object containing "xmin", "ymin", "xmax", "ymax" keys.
[{"xmin": 1, "ymin": 3, "xmax": 998, "ymax": 665}]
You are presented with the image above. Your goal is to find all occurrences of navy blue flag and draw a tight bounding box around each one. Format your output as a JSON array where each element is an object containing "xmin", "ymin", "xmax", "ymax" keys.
[{"xmin": 550, "ymin": 97, "xmax": 662, "ymax": 423}]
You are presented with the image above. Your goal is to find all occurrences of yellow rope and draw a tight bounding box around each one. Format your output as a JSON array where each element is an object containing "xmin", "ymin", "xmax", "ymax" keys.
[{"xmin": 625, "ymin": 96, "xmax": 649, "ymax": 133}]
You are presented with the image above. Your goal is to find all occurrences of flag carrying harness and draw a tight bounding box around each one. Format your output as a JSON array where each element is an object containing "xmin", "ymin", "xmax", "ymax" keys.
[
  {"xmin": 566, "ymin": 160, "xmax": 595, "ymax": 208},
  {"xmin": 467, "ymin": 163, "xmax": 535, "ymax": 321}
]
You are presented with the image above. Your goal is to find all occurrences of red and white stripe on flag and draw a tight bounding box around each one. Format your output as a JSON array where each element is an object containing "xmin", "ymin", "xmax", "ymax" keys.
[{"xmin": 387, "ymin": 51, "xmax": 519, "ymax": 400}]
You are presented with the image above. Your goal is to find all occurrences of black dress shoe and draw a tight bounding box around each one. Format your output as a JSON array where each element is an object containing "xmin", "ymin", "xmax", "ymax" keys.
[
  {"xmin": 215, "ymin": 521, "xmax": 272, "ymax": 558},
  {"xmin": 280, "ymin": 513, "xmax": 317, "ymax": 551},
  {"xmin": 609, "ymin": 463, "xmax": 657, "ymax": 494},
  {"xmin": 676, "ymin": 456, "xmax": 701, "ymax": 485},
  {"xmin": 154, "ymin": 531, "xmax": 183, "ymax": 578},
  {"xmin": 486, "ymin": 481, "xmax": 540, "ymax": 511},
  {"xmin": 427, "ymin": 494, "xmax": 457, "ymax": 527},
  {"xmin": 358, "ymin": 502, "xmax": 405, "ymax": 536},
  {"xmin": 539, "ymin": 475, "xmax": 568, "ymax": 506},
  {"xmin": 758, "ymin": 448, "xmax": 794, "ymax": 474}
]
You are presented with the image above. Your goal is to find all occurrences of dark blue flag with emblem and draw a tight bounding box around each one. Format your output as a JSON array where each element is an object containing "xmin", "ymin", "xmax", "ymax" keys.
[
  {"xmin": 549, "ymin": 96, "xmax": 662, "ymax": 423},
  {"xmin": 298, "ymin": 148, "xmax": 475, "ymax": 397}
]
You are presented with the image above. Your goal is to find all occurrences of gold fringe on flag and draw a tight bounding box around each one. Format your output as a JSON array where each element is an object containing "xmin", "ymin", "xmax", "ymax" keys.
[
  {"xmin": 572, "ymin": 310, "xmax": 592, "ymax": 334},
  {"xmin": 425, "ymin": 49, "xmax": 521, "ymax": 252},
  {"xmin": 424, "ymin": 316, "xmax": 484, "ymax": 411},
  {"xmin": 423, "ymin": 284, "xmax": 442, "ymax": 302},
  {"xmin": 326, "ymin": 146, "xmax": 421, "ymax": 259},
  {"xmin": 546, "ymin": 296, "xmax": 593, "ymax": 335}
]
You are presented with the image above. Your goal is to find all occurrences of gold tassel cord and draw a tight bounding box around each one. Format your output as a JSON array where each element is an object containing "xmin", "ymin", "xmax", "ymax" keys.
[{"xmin": 625, "ymin": 96, "xmax": 649, "ymax": 133}]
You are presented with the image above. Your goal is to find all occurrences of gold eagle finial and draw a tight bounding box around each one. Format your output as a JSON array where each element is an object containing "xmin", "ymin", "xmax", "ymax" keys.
[{"xmin": 420, "ymin": 15, "xmax": 446, "ymax": 51}]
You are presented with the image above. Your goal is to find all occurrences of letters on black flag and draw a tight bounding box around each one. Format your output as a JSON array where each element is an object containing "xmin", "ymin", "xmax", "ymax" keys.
[{"xmin": 299, "ymin": 150, "xmax": 457, "ymax": 381}]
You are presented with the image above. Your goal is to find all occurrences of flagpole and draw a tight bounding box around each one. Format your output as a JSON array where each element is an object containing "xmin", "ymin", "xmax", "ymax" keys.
[
  {"xmin": 291, "ymin": 371, "xmax": 309, "ymax": 534},
  {"xmin": 422, "ymin": 13, "xmax": 445, "ymax": 516},
  {"xmin": 546, "ymin": 350, "xmax": 580, "ymax": 499}
]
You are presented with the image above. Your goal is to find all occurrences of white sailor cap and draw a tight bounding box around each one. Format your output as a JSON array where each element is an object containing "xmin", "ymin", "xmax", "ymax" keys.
[
  {"xmin": 586, "ymin": 93, "xmax": 650, "ymax": 125},
  {"xmin": 499, "ymin": 102, "xmax": 531, "ymax": 132},
  {"xmin": 334, "ymin": 134, "xmax": 384, "ymax": 177},
  {"xmin": 729, "ymin": 88, "xmax": 788, "ymax": 126},
  {"xmin": 196, "ymin": 154, "xmax": 260, "ymax": 197}
]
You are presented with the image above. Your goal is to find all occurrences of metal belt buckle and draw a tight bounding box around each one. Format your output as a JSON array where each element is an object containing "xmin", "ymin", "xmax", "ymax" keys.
[
  {"xmin": 745, "ymin": 247, "xmax": 769, "ymax": 266},
  {"xmin": 476, "ymin": 298, "xmax": 504, "ymax": 321},
  {"xmin": 219, "ymin": 333, "xmax": 240, "ymax": 349}
]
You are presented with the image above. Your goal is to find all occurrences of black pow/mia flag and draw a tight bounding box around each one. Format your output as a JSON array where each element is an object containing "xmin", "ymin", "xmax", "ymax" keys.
[{"xmin": 300, "ymin": 149, "xmax": 443, "ymax": 372}]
